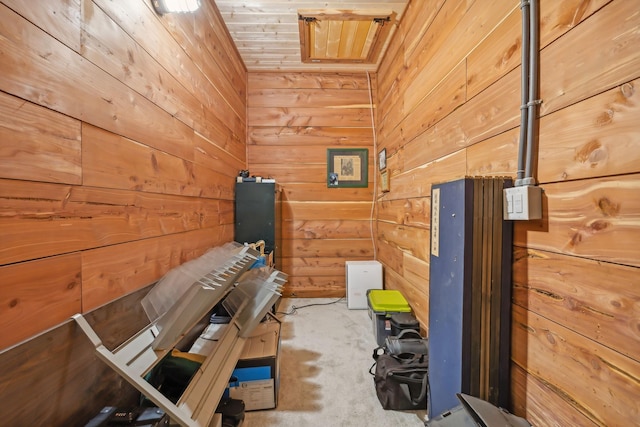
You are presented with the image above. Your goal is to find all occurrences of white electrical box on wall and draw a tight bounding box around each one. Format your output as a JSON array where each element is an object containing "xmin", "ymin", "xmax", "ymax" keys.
[
  {"xmin": 346, "ymin": 260, "xmax": 383, "ymax": 309},
  {"xmin": 503, "ymin": 185, "xmax": 543, "ymax": 220}
]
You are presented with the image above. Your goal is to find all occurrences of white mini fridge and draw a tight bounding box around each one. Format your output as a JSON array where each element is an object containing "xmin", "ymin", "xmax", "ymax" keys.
[{"xmin": 345, "ymin": 260, "xmax": 383, "ymax": 309}]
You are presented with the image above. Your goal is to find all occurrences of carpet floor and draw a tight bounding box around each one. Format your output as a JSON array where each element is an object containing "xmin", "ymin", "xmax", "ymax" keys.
[{"xmin": 243, "ymin": 298, "xmax": 427, "ymax": 426}]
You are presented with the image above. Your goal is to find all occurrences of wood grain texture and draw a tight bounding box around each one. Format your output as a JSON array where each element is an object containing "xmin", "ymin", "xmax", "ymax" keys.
[
  {"xmin": 512, "ymin": 303, "xmax": 640, "ymax": 425},
  {"xmin": 403, "ymin": 0, "xmax": 515, "ymax": 112},
  {"xmin": 282, "ymin": 183, "xmax": 373, "ymax": 201},
  {"xmin": 466, "ymin": 7, "xmax": 521, "ymax": 100},
  {"xmin": 283, "ymin": 274, "xmax": 346, "ymax": 298},
  {"xmin": 89, "ymin": 0, "xmax": 246, "ymax": 135},
  {"xmin": 196, "ymin": 1, "xmax": 247, "ymax": 91},
  {"xmin": 248, "ymin": 87, "xmax": 371, "ymax": 108},
  {"xmin": 513, "ymin": 246, "xmax": 640, "ymax": 362},
  {"xmin": 1, "ymin": 0, "xmax": 81, "ymax": 52},
  {"xmin": 537, "ymin": 78, "xmax": 640, "ymax": 183},
  {"xmin": 249, "ymin": 164, "xmax": 329, "ymax": 184},
  {"xmin": 283, "ymin": 220, "xmax": 373, "ymax": 239},
  {"xmin": 377, "ymin": 0, "xmax": 444, "ymax": 97},
  {"xmin": 383, "ymin": 264, "xmax": 428, "ymax": 332},
  {"xmin": 249, "ymin": 72, "xmax": 373, "ymax": 90},
  {"xmin": 387, "ymin": 150, "xmax": 466, "ymax": 200},
  {"xmin": 193, "ymin": 131, "xmax": 245, "ymax": 178},
  {"xmin": 0, "ymin": 4, "xmax": 195, "ymax": 161},
  {"xmin": 466, "ymin": 128, "xmax": 520, "ymax": 178},
  {"xmin": 81, "ymin": 227, "xmax": 230, "ymax": 311},
  {"xmin": 0, "ymin": 288, "xmax": 148, "ymax": 425},
  {"xmin": 247, "ymin": 71, "xmax": 375, "ymax": 296},
  {"xmin": 248, "ymin": 144, "xmax": 370, "ymax": 165},
  {"xmin": 249, "ymin": 126, "xmax": 373, "ymax": 146},
  {"xmin": 514, "ymin": 174, "xmax": 640, "ymax": 267},
  {"xmin": 81, "ymin": 2, "xmax": 202, "ymax": 129},
  {"xmin": 0, "ymin": 0, "xmax": 243, "ymax": 353},
  {"xmin": 467, "ymin": 0, "xmax": 609, "ymax": 99},
  {"xmin": 0, "ymin": 179, "xmax": 224, "ymax": 265},
  {"xmin": 539, "ymin": 0, "xmax": 640, "ymax": 116},
  {"xmin": 0, "ymin": 91, "xmax": 81, "ymax": 184},
  {"xmin": 511, "ymin": 364, "xmax": 599, "ymax": 427},
  {"xmin": 390, "ymin": 66, "xmax": 520, "ymax": 170},
  {"xmin": 376, "ymin": 1, "xmax": 640, "ymax": 423},
  {"xmin": 281, "ymin": 238, "xmax": 374, "ymax": 259},
  {"xmin": 468, "ymin": 78, "xmax": 640, "ymax": 182},
  {"xmin": 377, "ymin": 221, "xmax": 430, "ymax": 261},
  {"xmin": 283, "ymin": 201, "xmax": 374, "ymax": 221},
  {"xmin": 162, "ymin": 7, "xmax": 246, "ymax": 121},
  {"xmin": 376, "ymin": 239, "xmax": 403, "ymax": 278},
  {"xmin": 248, "ymin": 106, "xmax": 373, "ymax": 127},
  {"xmin": 381, "ymin": 60, "xmax": 467, "ymax": 153},
  {"xmin": 377, "ymin": 197, "xmax": 430, "ymax": 229},
  {"xmin": 281, "ymin": 257, "xmax": 359, "ymax": 277},
  {"xmin": 82, "ymin": 124, "xmax": 234, "ymax": 199},
  {"xmin": 0, "ymin": 254, "xmax": 81, "ymax": 350},
  {"xmin": 400, "ymin": 253, "xmax": 430, "ymax": 331}
]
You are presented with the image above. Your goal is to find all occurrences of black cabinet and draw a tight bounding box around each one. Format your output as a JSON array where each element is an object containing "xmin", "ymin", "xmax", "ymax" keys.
[{"xmin": 234, "ymin": 182, "xmax": 281, "ymax": 269}]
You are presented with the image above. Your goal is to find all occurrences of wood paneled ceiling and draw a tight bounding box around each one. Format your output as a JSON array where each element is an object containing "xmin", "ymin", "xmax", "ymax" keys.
[{"xmin": 214, "ymin": 1, "xmax": 410, "ymax": 72}]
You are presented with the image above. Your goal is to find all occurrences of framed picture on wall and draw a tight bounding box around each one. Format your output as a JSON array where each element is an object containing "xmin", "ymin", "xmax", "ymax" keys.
[
  {"xmin": 327, "ymin": 148, "xmax": 368, "ymax": 188},
  {"xmin": 378, "ymin": 148, "xmax": 387, "ymax": 171},
  {"xmin": 381, "ymin": 170, "xmax": 390, "ymax": 192}
]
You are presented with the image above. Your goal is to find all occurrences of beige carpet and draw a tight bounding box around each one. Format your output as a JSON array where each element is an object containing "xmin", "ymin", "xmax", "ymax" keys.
[{"xmin": 243, "ymin": 298, "xmax": 427, "ymax": 426}]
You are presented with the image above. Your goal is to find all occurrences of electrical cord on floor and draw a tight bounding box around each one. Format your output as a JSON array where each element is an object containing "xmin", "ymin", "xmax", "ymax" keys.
[{"xmin": 276, "ymin": 297, "xmax": 345, "ymax": 316}]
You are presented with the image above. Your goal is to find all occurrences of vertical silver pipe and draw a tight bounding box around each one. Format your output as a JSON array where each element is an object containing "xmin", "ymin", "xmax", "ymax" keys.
[
  {"xmin": 524, "ymin": 0, "xmax": 539, "ymax": 183},
  {"xmin": 516, "ymin": 0, "xmax": 530, "ymax": 186}
]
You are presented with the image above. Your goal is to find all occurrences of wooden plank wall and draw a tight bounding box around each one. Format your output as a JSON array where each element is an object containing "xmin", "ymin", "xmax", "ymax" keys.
[
  {"xmin": 0, "ymin": 0, "xmax": 245, "ymax": 423},
  {"xmin": 0, "ymin": 288, "xmax": 152, "ymax": 426},
  {"xmin": 376, "ymin": 0, "xmax": 640, "ymax": 425},
  {"xmin": 0, "ymin": 0, "xmax": 245, "ymax": 350},
  {"xmin": 247, "ymin": 72, "xmax": 377, "ymax": 297}
]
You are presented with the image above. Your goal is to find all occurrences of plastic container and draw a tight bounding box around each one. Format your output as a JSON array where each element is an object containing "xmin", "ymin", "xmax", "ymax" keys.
[
  {"xmin": 390, "ymin": 312, "xmax": 420, "ymax": 336},
  {"xmin": 367, "ymin": 289, "xmax": 411, "ymax": 346}
]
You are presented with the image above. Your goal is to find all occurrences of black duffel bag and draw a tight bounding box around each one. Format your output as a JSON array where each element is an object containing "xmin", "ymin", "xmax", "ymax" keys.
[{"xmin": 370, "ymin": 349, "xmax": 429, "ymax": 411}]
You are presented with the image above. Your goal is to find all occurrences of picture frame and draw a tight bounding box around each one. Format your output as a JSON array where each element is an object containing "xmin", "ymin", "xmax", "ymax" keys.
[
  {"xmin": 381, "ymin": 170, "xmax": 390, "ymax": 193},
  {"xmin": 327, "ymin": 148, "xmax": 368, "ymax": 188},
  {"xmin": 378, "ymin": 148, "xmax": 387, "ymax": 171}
]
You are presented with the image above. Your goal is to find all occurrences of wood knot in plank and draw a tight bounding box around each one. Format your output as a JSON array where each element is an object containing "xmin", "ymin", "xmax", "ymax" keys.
[
  {"xmin": 569, "ymin": 219, "xmax": 611, "ymax": 247},
  {"xmin": 151, "ymin": 153, "xmax": 159, "ymax": 171},
  {"xmin": 621, "ymin": 82, "xmax": 635, "ymax": 98},
  {"xmin": 597, "ymin": 197, "xmax": 620, "ymax": 217},
  {"xmin": 589, "ymin": 219, "xmax": 610, "ymax": 232},
  {"xmin": 545, "ymin": 331, "xmax": 556, "ymax": 345},
  {"xmin": 575, "ymin": 140, "xmax": 607, "ymax": 166}
]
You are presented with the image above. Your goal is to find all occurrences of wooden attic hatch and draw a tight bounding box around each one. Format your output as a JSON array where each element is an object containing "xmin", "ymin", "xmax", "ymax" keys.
[{"xmin": 298, "ymin": 10, "xmax": 397, "ymax": 64}]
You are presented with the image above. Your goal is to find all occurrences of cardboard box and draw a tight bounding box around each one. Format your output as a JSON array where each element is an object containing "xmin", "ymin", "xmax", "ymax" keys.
[{"xmin": 227, "ymin": 316, "xmax": 281, "ymax": 411}]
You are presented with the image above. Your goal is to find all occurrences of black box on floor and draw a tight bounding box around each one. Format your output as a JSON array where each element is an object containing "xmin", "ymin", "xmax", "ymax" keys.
[{"xmin": 389, "ymin": 312, "xmax": 420, "ymax": 336}]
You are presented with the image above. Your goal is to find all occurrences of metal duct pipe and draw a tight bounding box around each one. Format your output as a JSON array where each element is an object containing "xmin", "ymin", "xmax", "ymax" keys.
[
  {"xmin": 516, "ymin": 0, "xmax": 530, "ymax": 186},
  {"xmin": 523, "ymin": 0, "xmax": 540, "ymax": 185}
]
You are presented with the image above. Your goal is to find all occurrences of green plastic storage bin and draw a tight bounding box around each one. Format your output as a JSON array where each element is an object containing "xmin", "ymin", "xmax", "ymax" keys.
[{"xmin": 367, "ymin": 289, "xmax": 411, "ymax": 346}]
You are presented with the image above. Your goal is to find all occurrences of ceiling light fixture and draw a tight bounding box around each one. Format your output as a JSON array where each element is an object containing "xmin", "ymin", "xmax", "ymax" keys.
[{"xmin": 152, "ymin": 0, "xmax": 201, "ymax": 14}]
